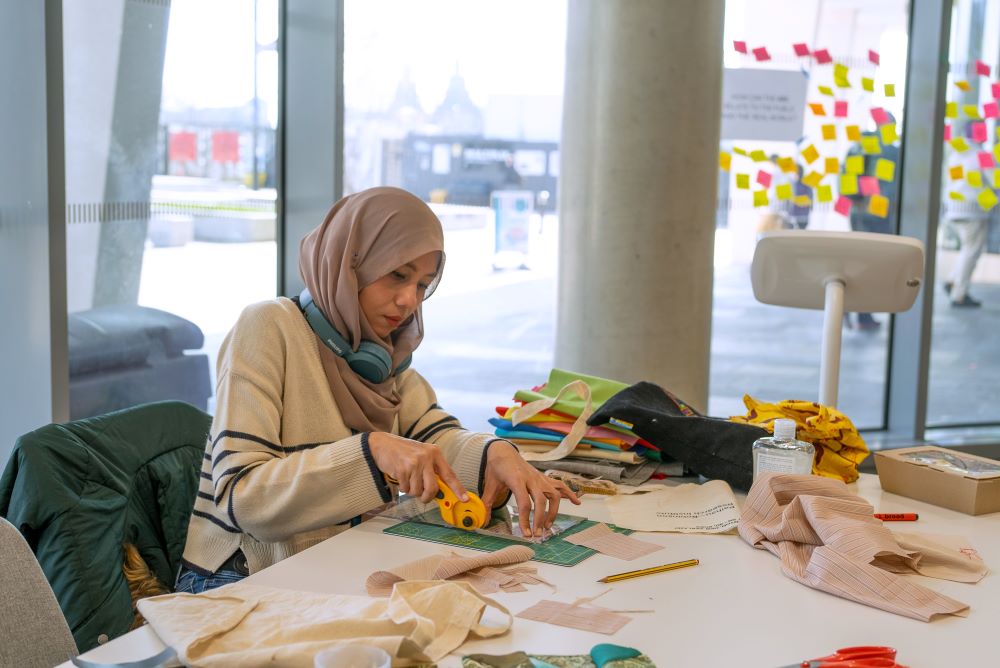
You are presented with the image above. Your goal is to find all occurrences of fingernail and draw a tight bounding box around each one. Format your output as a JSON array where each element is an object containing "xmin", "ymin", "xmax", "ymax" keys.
[{"xmin": 460, "ymin": 493, "xmax": 469, "ymax": 501}]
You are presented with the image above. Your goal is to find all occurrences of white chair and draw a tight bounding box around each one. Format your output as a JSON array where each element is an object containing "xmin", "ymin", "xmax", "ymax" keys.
[
  {"xmin": 751, "ymin": 230, "xmax": 924, "ymax": 408},
  {"xmin": 0, "ymin": 516, "xmax": 79, "ymax": 667}
]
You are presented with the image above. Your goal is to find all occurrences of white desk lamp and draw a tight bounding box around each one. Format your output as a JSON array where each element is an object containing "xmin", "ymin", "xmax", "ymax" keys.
[{"xmin": 750, "ymin": 230, "xmax": 924, "ymax": 408}]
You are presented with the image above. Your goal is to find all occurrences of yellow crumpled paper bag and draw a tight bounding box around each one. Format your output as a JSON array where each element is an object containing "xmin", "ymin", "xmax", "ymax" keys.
[{"xmin": 729, "ymin": 394, "xmax": 869, "ymax": 482}]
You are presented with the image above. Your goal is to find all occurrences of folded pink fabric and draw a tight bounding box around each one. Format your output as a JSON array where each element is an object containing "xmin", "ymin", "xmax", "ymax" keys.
[{"xmin": 738, "ymin": 473, "xmax": 975, "ymax": 621}]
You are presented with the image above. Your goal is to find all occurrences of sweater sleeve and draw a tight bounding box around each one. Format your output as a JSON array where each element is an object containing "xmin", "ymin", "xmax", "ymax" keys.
[{"xmin": 207, "ymin": 306, "xmax": 389, "ymax": 544}]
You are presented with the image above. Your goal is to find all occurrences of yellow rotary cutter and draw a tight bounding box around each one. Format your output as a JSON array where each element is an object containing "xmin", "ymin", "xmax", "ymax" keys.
[{"xmin": 385, "ymin": 474, "xmax": 489, "ymax": 530}]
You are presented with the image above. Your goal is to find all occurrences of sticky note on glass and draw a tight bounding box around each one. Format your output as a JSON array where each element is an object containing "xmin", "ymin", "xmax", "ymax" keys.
[
  {"xmin": 884, "ymin": 83, "xmax": 896, "ymax": 97},
  {"xmin": 875, "ymin": 158, "xmax": 896, "ymax": 182},
  {"xmin": 753, "ymin": 189, "xmax": 769, "ymax": 207},
  {"xmin": 751, "ymin": 149, "xmax": 768, "ymax": 162},
  {"xmin": 979, "ymin": 188, "xmax": 998, "ymax": 211},
  {"xmin": 994, "ymin": 170, "xmax": 1000, "ymax": 188},
  {"xmin": 978, "ymin": 151, "xmax": 995, "ymax": 169},
  {"xmin": 821, "ymin": 124, "xmax": 837, "ymax": 140},
  {"xmin": 993, "ymin": 83, "xmax": 1000, "ymax": 99},
  {"xmin": 834, "ymin": 101, "xmax": 848, "ymax": 118},
  {"xmin": 950, "ymin": 137, "xmax": 970, "ymax": 152},
  {"xmin": 949, "ymin": 191, "xmax": 965, "ymax": 201},
  {"xmin": 869, "ymin": 50, "xmax": 880, "ymax": 65},
  {"xmin": 880, "ymin": 124, "xmax": 898, "ymax": 144},
  {"xmin": 976, "ymin": 59, "xmax": 991, "ymax": 77},
  {"xmin": 734, "ymin": 146, "xmax": 748, "ymax": 156},
  {"xmin": 719, "ymin": 152, "xmax": 732, "ymax": 171},
  {"xmin": 967, "ymin": 171, "xmax": 983, "ymax": 188},
  {"xmin": 994, "ymin": 142, "xmax": 1000, "ymax": 163},
  {"xmin": 946, "ymin": 102, "xmax": 958, "ymax": 118},
  {"xmin": 809, "ymin": 102, "xmax": 827, "ymax": 116},
  {"xmin": 776, "ymin": 183, "xmax": 793, "ymax": 200},
  {"xmin": 835, "ymin": 75, "xmax": 851, "ymax": 89},
  {"xmin": 818, "ymin": 86, "xmax": 834, "ymax": 97},
  {"xmin": 756, "ymin": 170, "xmax": 772, "ymax": 187},
  {"xmin": 817, "ymin": 184, "xmax": 833, "ymax": 203},
  {"xmin": 834, "ymin": 63, "xmax": 849, "ymax": 79},
  {"xmin": 801, "ymin": 144, "xmax": 820, "ymax": 163},
  {"xmin": 985, "ymin": 102, "xmax": 999, "ymax": 119},
  {"xmin": 846, "ymin": 125, "xmax": 861, "ymax": 141},
  {"xmin": 860, "ymin": 176, "xmax": 880, "ymax": 196},
  {"xmin": 753, "ymin": 46, "xmax": 771, "ymax": 61},
  {"xmin": 955, "ymin": 80, "xmax": 972, "ymax": 92},
  {"xmin": 825, "ymin": 157, "xmax": 839, "ymax": 174},
  {"xmin": 734, "ymin": 40, "xmax": 748, "ymax": 54},
  {"xmin": 813, "ymin": 48, "xmax": 832, "ymax": 64},
  {"xmin": 834, "ymin": 195, "xmax": 852, "ymax": 216},
  {"xmin": 861, "ymin": 77, "xmax": 874, "ymax": 92},
  {"xmin": 944, "ymin": 124, "xmax": 952, "ymax": 141},
  {"xmin": 794, "ymin": 194, "xmax": 812, "ymax": 207},
  {"xmin": 793, "ymin": 42, "xmax": 810, "ymax": 57},
  {"xmin": 868, "ymin": 194, "xmax": 889, "ymax": 218},
  {"xmin": 736, "ymin": 173, "xmax": 750, "ymax": 189},
  {"xmin": 802, "ymin": 171, "xmax": 824, "ymax": 188},
  {"xmin": 972, "ymin": 122, "xmax": 988, "ymax": 143},
  {"xmin": 964, "ymin": 104, "xmax": 982, "ymax": 120},
  {"xmin": 778, "ymin": 156, "xmax": 797, "ymax": 173},
  {"xmin": 840, "ymin": 174, "xmax": 859, "ymax": 195},
  {"xmin": 871, "ymin": 107, "xmax": 890, "ymax": 125},
  {"xmin": 846, "ymin": 155, "xmax": 865, "ymax": 175},
  {"xmin": 949, "ymin": 164, "xmax": 964, "ymax": 180},
  {"xmin": 862, "ymin": 136, "xmax": 882, "ymax": 154}
]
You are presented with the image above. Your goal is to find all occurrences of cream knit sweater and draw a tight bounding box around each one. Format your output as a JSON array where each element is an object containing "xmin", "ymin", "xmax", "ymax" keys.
[{"xmin": 180, "ymin": 298, "xmax": 494, "ymax": 575}]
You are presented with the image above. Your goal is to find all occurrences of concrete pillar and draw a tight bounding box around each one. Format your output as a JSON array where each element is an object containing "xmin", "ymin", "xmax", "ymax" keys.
[{"xmin": 556, "ymin": 0, "xmax": 724, "ymax": 412}]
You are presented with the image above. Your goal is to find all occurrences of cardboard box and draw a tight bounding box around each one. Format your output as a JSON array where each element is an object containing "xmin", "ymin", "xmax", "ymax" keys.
[{"xmin": 874, "ymin": 446, "xmax": 1000, "ymax": 516}]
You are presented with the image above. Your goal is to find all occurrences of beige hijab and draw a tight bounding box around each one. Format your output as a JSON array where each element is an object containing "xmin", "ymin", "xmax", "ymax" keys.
[{"xmin": 299, "ymin": 187, "xmax": 445, "ymax": 433}]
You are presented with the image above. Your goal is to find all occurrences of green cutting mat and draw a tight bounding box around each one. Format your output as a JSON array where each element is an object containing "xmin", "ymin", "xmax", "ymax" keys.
[{"xmin": 383, "ymin": 515, "xmax": 633, "ymax": 567}]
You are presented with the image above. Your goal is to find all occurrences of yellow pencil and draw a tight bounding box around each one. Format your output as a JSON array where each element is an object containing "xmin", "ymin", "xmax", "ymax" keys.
[{"xmin": 597, "ymin": 558, "xmax": 699, "ymax": 583}]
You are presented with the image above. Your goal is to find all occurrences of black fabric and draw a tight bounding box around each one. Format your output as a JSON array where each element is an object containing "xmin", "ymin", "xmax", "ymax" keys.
[{"xmin": 587, "ymin": 382, "xmax": 767, "ymax": 491}]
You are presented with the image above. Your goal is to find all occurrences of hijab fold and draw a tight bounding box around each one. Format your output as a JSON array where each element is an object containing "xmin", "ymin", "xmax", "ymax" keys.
[{"xmin": 299, "ymin": 187, "xmax": 445, "ymax": 433}]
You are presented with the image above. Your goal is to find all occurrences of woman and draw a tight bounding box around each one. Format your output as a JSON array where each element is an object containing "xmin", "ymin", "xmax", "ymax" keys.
[{"xmin": 176, "ymin": 187, "xmax": 577, "ymax": 593}]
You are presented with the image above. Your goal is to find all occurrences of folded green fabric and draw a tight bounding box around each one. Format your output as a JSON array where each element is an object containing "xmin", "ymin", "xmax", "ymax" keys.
[{"xmin": 513, "ymin": 368, "xmax": 629, "ymax": 418}]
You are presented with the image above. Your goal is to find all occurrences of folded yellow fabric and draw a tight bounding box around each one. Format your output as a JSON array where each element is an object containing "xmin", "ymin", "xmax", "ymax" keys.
[
  {"xmin": 729, "ymin": 395, "xmax": 869, "ymax": 482},
  {"xmin": 136, "ymin": 580, "xmax": 511, "ymax": 667}
]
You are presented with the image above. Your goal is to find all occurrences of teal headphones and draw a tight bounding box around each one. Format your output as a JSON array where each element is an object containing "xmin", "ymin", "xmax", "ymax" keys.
[{"xmin": 298, "ymin": 289, "xmax": 411, "ymax": 383}]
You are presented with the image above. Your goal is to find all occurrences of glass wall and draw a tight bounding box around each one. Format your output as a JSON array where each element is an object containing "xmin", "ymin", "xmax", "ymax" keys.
[
  {"xmin": 710, "ymin": 0, "xmax": 910, "ymax": 429},
  {"xmin": 64, "ymin": 0, "xmax": 278, "ymax": 419},
  {"xmin": 927, "ymin": 0, "xmax": 1000, "ymax": 426},
  {"xmin": 343, "ymin": 0, "xmax": 567, "ymax": 430}
]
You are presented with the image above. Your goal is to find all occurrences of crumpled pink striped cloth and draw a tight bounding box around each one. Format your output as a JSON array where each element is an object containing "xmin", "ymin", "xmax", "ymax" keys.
[{"xmin": 738, "ymin": 473, "xmax": 977, "ymax": 621}]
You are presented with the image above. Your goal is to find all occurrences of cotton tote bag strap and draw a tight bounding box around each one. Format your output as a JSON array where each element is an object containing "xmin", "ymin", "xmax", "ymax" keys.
[{"xmin": 510, "ymin": 380, "xmax": 593, "ymax": 462}]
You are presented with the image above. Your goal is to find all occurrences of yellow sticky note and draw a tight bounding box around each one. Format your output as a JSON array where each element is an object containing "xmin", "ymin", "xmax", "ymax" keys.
[
  {"xmin": 994, "ymin": 143, "xmax": 1000, "ymax": 163},
  {"xmin": 950, "ymin": 137, "xmax": 969, "ymax": 153},
  {"xmin": 978, "ymin": 188, "xmax": 998, "ymax": 211},
  {"xmin": 794, "ymin": 195, "xmax": 812, "ymax": 207},
  {"xmin": 846, "ymin": 155, "xmax": 865, "ymax": 175},
  {"xmin": 736, "ymin": 173, "xmax": 750, "ymax": 189},
  {"xmin": 861, "ymin": 77, "xmax": 874, "ymax": 92},
  {"xmin": 778, "ymin": 156, "xmax": 797, "ymax": 173},
  {"xmin": 946, "ymin": 102, "xmax": 958, "ymax": 119},
  {"xmin": 884, "ymin": 83, "xmax": 896, "ymax": 97},
  {"xmin": 818, "ymin": 85, "xmax": 834, "ymax": 97},
  {"xmin": 834, "ymin": 76, "xmax": 851, "ymax": 89},
  {"xmin": 753, "ymin": 189, "xmax": 769, "ymax": 207},
  {"xmin": 750, "ymin": 149, "xmax": 768, "ymax": 162},
  {"xmin": 862, "ymin": 136, "xmax": 881, "ymax": 154},
  {"xmin": 868, "ymin": 194, "xmax": 889, "ymax": 218},
  {"xmin": 834, "ymin": 63, "xmax": 849, "ymax": 79},
  {"xmin": 776, "ymin": 183, "xmax": 793, "ymax": 200},
  {"xmin": 840, "ymin": 174, "xmax": 859, "ymax": 195},
  {"xmin": 967, "ymin": 170, "xmax": 983, "ymax": 188},
  {"xmin": 720, "ymin": 152, "xmax": 732, "ymax": 171},
  {"xmin": 801, "ymin": 144, "xmax": 820, "ymax": 164},
  {"xmin": 949, "ymin": 191, "xmax": 965, "ymax": 201},
  {"xmin": 994, "ymin": 170, "xmax": 1000, "ymax": 188},
  {"xmin": 949, "ymin": 165, "xmax": 964, "ymax": 180},
  {"xmin": 817, "ymin": 184, "xmax": 833, "ymax": 202},
  {"xmin": 963, "ymin": 104, "xmax": 981, "ymax": 119},
  {"xmin": 956, "ymin": 80, "xmax": 972, "ymax": 92},
  {"xmin": 846, "ymin": 125, "xmax": 861, "ymax": 141},
  {"xmin": 875, "ymin": 158, "xmax": 896, "ymax": 182},
  {"xmin": 825, "ymin": 157, "xmax": 839, "ymax": 174},
  {"xmin": 801, "ymin": 171, "xmax": 824, "ymax": 188},
  {"xmin": 880, "ymin": 124, "xmax": 898, "ymax": 144},
  {"xmin": 734, "ymin": 146, "xmax": 748, "ymax": 156},
  {"xmin": 821, "ymin": 124, "xmax": 837, "ymax": 140}
]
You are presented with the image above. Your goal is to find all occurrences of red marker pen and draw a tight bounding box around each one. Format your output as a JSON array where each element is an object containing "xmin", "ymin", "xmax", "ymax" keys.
[{"xmin": 874, "ymin": 513, "xmax": 919, "ymax": 521}]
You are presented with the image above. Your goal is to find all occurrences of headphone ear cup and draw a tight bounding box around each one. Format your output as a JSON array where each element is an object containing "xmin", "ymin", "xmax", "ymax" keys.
[{"xmin": 348, "ymin": 341, "xmax": 394, "ymax": 383}]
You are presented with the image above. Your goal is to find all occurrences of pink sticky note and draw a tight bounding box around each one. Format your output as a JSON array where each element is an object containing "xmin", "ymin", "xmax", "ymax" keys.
[
  {"xmin": 756, "ymin": 170, "xmax": 773, "ymax": 188},
  {"xmin": 834, "ymin": 101, "xmax": 848, "ymax": 118},
  {"xmin": 972, "ymin": 121, "xmax": 988, "ymax": 143},
  {"xmin": 834, "ymin": 195, "xmax": 852, "ymax": 216},
  {"xmin": 860, "ymin": 176, "xmax": 881, "ymax": 196},
  {"xmin": 944, "ymin": 124, "xmax": 952, "ymax": 141},
  {"xmin": 734, "ymin": 40, "xmax": 747, "ymax": 54},
  {"xmin": 869, "ymin": 50, "xmax": 880, "ymax": 65},
  {"xmin": 976, "ymin": 60, "xmax": 991, "ymax": 77},
  {"xmin": 753, "ymin": 46, "xmax": 771, "ymax": 61},
  {"xmin": 985, "ymin": 102, "xmax": 999, "ymax": 119},
  {"xmin": 870, "ymin": 107, "xmax": 890, "ymax": 125},
  {"xmin": 793, "ymin": 43, "xmax": 810, "ymax": 57},
  {"xmin": 978, "ymin": 151, "xmax": 995, "ymax": 169},
  {"xmin": 993, "ymin": 83, "xmax": 1000, "ymax": 99},
  {"xmin": 813, "ymin": 48, "xmax": 832, "ymax": 64}
]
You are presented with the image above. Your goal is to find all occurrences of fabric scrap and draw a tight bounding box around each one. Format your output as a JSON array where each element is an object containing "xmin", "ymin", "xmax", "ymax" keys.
[
  {"xmin": 562, "ymin": 523, "xmax": 663, "ymax": 561},
  {"xmin": 366, "ymin": 545, "xmax": 535, "ymax": 596},
  {"xmin": 516, "ymin": 599, "xmax": 631, "ymax": 635}
]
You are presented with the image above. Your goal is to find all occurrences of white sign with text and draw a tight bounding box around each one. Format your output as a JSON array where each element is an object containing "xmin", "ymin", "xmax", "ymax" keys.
[{"xmin": 721, "ymin": 68, "xmax": 808, "ymax": 142}]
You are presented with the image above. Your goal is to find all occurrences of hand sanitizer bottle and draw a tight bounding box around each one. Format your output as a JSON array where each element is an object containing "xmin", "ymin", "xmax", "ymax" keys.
[{"xmin": 752, "ymin": 418, "xmax": 815, "ymax": 481}]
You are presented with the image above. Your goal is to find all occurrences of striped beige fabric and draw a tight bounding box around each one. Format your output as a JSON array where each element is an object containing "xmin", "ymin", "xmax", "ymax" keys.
[{"xmin": 738, "ymin": 473, "xmax": 971, "ymax": 621}]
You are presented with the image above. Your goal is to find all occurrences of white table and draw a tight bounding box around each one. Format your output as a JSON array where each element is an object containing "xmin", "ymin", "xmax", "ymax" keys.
[{"xmin": 60, "ymin": 474, "xmax": 999, "ymax": 667}]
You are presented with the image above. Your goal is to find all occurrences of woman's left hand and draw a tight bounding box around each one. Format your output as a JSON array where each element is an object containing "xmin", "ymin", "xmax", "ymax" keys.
[{"xmin": 481, "ymin": 441, "xmax": 580, "ymax": 537}]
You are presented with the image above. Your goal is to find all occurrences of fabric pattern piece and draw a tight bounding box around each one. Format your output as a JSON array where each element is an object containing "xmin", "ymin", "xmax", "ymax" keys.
[
  {"xmin": 562, "ymin": 523, "xmax": 663, "ymax": 561},
  {"xmin": 365, "ymin": 545, "xmax": 541, "ymax": 596},
  {"xmin": 516, "ymin": 599, "xmax": 632, "ymax": 635},
  {"xmin": 738, "ymin": 473, "xmax": 974, "ymax": 621}
]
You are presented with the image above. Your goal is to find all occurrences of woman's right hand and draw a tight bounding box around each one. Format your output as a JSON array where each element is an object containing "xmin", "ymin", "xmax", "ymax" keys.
[{"xmin": 367, "ymin": 432, "xmax": 469, "ymax": 504}]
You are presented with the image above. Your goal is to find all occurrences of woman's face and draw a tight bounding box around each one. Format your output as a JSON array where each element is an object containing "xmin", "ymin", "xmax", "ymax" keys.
[{"xmin": 359, "ymin": 250, "xmax": 439, "ymax": 339}]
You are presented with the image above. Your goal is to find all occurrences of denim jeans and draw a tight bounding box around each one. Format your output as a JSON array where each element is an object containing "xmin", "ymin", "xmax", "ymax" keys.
[{"xmin": 174, "ymin": 566, "xmax": 246, "ymax": 594}]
